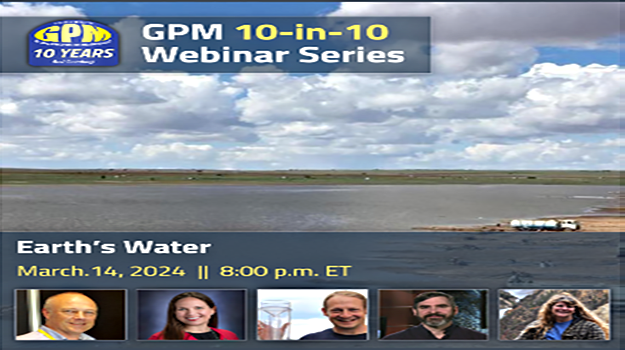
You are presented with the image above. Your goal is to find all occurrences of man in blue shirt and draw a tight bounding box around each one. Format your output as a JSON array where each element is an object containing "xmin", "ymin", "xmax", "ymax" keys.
[{"xmin": 299, "ymin": 291, "xmax": 368, "ymax": 340}]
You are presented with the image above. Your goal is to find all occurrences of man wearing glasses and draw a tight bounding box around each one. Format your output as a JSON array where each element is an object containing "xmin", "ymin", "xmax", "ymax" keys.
[{"xmin": 17, "ymin": 292, "xmax": 98, "ymax": 340}]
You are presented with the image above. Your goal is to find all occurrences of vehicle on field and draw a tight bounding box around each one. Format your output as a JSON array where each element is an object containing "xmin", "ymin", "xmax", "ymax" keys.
[{"xmin": 510, "ymin": 219, "xmax": 580, "ymax": 231}]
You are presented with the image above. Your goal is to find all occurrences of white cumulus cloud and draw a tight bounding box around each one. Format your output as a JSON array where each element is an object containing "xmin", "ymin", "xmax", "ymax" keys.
[{"xmin": 0, "ymin": 2, "xmax": 621, "ymax": 170}]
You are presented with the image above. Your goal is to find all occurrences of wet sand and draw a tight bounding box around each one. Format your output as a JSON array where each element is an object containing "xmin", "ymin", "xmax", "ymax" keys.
[{"xmin": 354, "ymin": 231, "xmax": 621, "ymax": 290}]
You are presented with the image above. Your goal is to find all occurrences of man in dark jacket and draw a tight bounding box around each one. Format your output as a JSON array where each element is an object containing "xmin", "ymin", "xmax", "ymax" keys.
[{"xmin": 383, "ymin": 291, "xmax": 486, "ymax": 340}]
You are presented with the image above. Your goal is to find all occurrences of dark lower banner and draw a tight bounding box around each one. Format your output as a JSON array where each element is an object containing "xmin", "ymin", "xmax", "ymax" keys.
[{"xmin": 1, "ymin": 231, "xmax": 621, "ymax": 349}]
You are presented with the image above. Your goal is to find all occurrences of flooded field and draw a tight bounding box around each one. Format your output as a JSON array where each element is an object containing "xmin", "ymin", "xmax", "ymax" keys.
[{"xmin": 1, "ymin": 184, "xmax": 619, "ymax": 232}]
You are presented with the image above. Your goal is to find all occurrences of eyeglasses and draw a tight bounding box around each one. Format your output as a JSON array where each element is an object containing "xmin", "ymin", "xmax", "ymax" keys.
[{"xmin": 60, "ymin": 309, "xmax": 97, "ymax": 317}]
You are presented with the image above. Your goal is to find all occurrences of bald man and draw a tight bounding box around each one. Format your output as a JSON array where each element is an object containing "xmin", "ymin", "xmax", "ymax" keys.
[{"xmin": 17, "ymin": 292, "xmax": 98, "ymax": 340}]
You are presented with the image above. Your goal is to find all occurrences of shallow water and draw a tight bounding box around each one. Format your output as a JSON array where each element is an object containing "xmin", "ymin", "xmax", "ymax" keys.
[{"xmin": 1, "ymin": 184, "xmax": 619, "ymax": 232}]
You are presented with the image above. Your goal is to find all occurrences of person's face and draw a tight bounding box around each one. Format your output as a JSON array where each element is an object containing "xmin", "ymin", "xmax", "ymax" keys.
[
  {"xmin": 174, "ymin": 297, "xmax": 215, "ymax": 329},
  {"xmin": 42, "ymin": 294, "xmax": 98, "ymax": 339},
  {"xmin": 551, "ymin": 302, "xmax": 575, "ymax": 321},
  {"xmin": 322, "ymin": 295, "xmax": 366, "ymax": 332},
  {"xmin": 413, "ymin": 296, "xmax": 458, "ymax": 328}
]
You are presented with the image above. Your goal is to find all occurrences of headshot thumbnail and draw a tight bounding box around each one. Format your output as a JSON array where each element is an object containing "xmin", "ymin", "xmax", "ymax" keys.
[
  {"xmin": 15, "ymin": 289, "xmax": 126, "ymax": 341},
  {"xmin": 379, "ymin": 289, "xmax": 487, "ymax": 340},
  {"xmin": 500, "ymin": 289, "xmax": 609, "ymax": 341},
  {"xmin": 257, "ymin": 289, "xmax": 368, "ymax": 340},
  {"xmin": 137, "ymin": 289, "xmax": 245, "ymax": 340}
]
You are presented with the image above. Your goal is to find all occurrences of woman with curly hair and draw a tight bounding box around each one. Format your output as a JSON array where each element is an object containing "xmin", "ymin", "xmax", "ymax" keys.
[
  {"xmin": 515, "ymin": 293, "xmax": 608, "ymax": 340},
  {"xmin": 148, "ymin": 292, "xmax": 239, "ymax": 340}
]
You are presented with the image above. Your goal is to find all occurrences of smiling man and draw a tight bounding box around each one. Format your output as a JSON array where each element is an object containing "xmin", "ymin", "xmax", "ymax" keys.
[
  {"xmin": 383, "ymin": 291, "xmax": 486, "ymax": 340},
  {"xmin": 17, "ymin": 292, "xmax": 98, "ymax": 340},
  {"xmin": 299, "ymin": 291, "xmax": 368, "ymax": 340}
]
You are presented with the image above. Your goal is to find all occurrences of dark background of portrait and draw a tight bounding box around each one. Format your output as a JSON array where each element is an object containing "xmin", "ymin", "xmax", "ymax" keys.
[
  {"xmin": 137, "ymin": 289, "xmax": 245, "ymax": 340},
  {"xmin": 379, "ymin": 289, "xmax": 488, "ymax": 338},
  {"xmin": 15, "ymin": 289, "xmax": 126, "ymax": 340}
]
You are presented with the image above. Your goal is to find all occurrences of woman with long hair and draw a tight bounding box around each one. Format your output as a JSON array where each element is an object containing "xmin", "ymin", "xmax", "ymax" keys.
[
  {"xmin": 148, "ymin": 292, "xmax": 239, "ymax": 340},
  {"xmin": 515, "ymin": 293, "xmax": 608, "ymax": 340}
]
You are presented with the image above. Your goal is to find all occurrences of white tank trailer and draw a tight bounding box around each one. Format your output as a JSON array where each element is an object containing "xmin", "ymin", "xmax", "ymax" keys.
[{"xmin": 510, "ymin": 219, "xmax": 580, "ymax": 231}]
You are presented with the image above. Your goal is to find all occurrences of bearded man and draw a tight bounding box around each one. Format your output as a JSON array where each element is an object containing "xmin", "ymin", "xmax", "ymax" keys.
[{"xmin": 382, "ymin": 291, "xmax": 486, "ymax": 340}]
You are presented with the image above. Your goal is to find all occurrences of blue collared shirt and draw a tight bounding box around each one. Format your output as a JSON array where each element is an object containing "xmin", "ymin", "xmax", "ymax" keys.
[{"xmin": 545, "ymin": 320, "xmax": 573, "ymax": 340}]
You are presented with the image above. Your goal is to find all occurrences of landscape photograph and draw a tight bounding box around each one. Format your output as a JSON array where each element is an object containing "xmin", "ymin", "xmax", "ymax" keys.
[
  {"xmin": 1, "ymin": 3, "xmax": 622, "ymax": 349},
  {"xmin": 1, "ymin": 2, "xmax": 621, "ymax": 232}
]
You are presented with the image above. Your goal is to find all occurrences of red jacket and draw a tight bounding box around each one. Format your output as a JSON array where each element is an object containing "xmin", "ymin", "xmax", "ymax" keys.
[{"xmin": 148, "ymin": 328, "xmax": 239, "ymax": 340}]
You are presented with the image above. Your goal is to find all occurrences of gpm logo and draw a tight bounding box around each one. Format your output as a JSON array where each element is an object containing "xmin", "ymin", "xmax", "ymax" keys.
[
  {"xmin": 29, "ymin": 19, "xmax": 119, "ymax": 67},
  {"xmin": 33, "ymin": 23, "xmax": 112, "ymax": 43}
]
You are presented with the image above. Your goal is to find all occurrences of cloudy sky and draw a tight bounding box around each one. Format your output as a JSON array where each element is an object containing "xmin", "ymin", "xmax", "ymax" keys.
[{"xmin": 1, "ymin": 2, "xmax": 622, "ymax": 170}]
